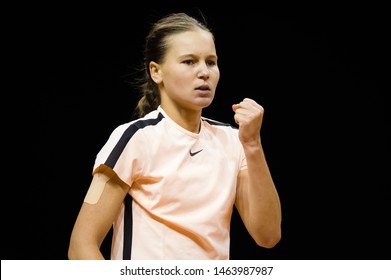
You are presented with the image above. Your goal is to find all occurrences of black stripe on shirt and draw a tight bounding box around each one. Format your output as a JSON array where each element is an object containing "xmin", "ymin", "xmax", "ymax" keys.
[
  {"xmin": 103, "ymin": 112, "xmax": 164, "ymax": 260},
  {"xmin": 105, "ymin": 112, "xmax": 164, "ymax": 168},
  {"xmin": 202, "ymin": 118, "xmax": 237, "ymax": 129}
]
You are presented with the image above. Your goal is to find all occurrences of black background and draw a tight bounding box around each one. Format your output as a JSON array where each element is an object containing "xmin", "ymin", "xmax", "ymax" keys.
[{"xmin": 5, "ymin": 2, "xmax": 389, "ymax": 260}]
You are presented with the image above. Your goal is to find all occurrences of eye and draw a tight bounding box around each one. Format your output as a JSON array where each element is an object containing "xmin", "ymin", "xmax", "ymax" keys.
[
  {"xmin": 207, "ymin": 60, "xmax": 217, "ymax": 66},
  {"xmin": 183, "ymin": 60, "xmax": 195, "ymax": 65}
]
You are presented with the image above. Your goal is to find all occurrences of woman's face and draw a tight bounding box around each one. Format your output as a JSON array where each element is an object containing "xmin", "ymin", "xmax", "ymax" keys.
[{"xmin": 153, "ymin": 28, "xmax": 220, "ymax": 112}]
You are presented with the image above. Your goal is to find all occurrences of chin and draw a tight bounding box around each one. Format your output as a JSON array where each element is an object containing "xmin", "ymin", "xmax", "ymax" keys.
[
  {"xmin": 197, "ymin": 97, "xmax": 214, "ymax": 108},
  {"xmin": 198, "ymin": 103, "xmax": 213, "ymax": 110}
]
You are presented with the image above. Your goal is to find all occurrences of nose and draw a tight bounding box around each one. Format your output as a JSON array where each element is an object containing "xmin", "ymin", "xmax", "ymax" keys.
[{"xmin": 197, "ymin": 62, "xmax": 210, "ymax": 79}]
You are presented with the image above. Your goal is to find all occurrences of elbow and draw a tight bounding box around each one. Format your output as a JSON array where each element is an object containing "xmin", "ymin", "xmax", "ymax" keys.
[
  {"xmin": 67, "ymin": 238, "xmax": 77, "ymax": 260},
  {"xmin": 67, "ymin": 234, "xmax": 85, "ymax": 260},
  {"xmin": 256, "ymin": 233, "xmax": 281, "ymax": 249},
  {"xmin": 67, "ymin": 249, "xmax": 74, "ymax": 260},
  {"xmin": 253, "ymin": 227, "xmax": 281, "ymax": 249},
  {"xmin": 67, "ymin": 234, "xmax": 105, "ymax": 260}
]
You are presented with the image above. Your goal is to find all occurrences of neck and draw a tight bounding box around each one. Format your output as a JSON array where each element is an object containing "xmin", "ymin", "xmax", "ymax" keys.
[{"xmin": 160, "ymin": 105, "xmax": 202, "ymax": 133}]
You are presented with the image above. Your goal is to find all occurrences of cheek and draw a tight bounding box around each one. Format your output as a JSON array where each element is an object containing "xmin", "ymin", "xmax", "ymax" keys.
[
  {"xmin": 211, "ymin": 70, "xmax": 220, "ymax": 85},
  {"xmin": 163, "ymin": 74, "xmax": 191, "ymax": 98},
  {"xmin": 211, "ymin": 67, "xmax": 220, "ymax": 78},
  {"xmin": 167, "ymin": 71, "xmax": 192, "ymax": 87}
]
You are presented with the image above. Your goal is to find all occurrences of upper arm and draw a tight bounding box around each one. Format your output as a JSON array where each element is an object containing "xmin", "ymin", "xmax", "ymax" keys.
[{"xmin": 70, "ymin": 173, "xmax": 130, "ymax": 247}]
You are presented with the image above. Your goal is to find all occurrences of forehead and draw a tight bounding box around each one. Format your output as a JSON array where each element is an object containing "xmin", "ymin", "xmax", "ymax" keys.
[{"xmin": 166, "ymin": 29, "xmax": 216, "ymax": 57}]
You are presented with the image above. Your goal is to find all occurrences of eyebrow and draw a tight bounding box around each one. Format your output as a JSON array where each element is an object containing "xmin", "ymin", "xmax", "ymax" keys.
[{"xmin": 177, "ymin": 53, "xmax": 218, "ymax": 60}]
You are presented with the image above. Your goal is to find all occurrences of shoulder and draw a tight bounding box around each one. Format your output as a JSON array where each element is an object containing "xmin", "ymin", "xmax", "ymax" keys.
[{"xmin": 112, "ymin": 110, "xmax": 165, "ymax": 137}]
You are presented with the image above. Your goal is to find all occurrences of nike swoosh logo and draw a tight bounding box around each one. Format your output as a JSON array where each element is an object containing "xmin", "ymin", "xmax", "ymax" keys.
[{"xmin": 189, "ymin": 149, "xmax": 203, "ymax": 157}]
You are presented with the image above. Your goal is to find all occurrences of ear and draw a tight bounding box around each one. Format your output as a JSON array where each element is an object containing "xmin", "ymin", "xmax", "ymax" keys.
[{"xmin": 149, "ymin": 61, "xmax": 162, "ymax": 84}]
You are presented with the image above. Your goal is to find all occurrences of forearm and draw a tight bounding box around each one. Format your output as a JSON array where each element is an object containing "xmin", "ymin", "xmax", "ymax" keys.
[{"xmin": 242, "ymin": 140, "xmax": 282, "ymax": 247}]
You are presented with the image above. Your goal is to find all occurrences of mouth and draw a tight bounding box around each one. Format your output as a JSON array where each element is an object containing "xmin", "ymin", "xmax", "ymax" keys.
[{"xmin": 195, "ymin": 85, "xmax": 210, "ymax": 91}]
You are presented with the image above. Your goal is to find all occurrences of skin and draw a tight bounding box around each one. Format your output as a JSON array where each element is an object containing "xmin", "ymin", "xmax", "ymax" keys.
[
  {"xmin": 68, "ymin": 28, "xmax": 281, "ymax": 260},
  {"xmin": 232, "ymin": 99, "xmax": 282, "ymax": 247},
  {"xmin": 150, "ymin": 29, "xmax": 220, "ymax": 133}
]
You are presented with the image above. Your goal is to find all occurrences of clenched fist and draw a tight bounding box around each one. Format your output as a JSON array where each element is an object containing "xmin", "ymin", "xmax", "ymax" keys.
[{"xmin": 232, "ymin": 98, "xmax": 264, "ymax": 145}]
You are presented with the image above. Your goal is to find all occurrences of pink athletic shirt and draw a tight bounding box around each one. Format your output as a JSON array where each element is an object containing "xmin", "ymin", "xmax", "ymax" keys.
[{"xmin": 93, "ymin": 106, "xmax": 247, "ymax": 259}]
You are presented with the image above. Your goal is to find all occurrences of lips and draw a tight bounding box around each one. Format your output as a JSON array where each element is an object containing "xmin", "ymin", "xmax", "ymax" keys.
[{"xmin": 195, "ymin": 85, "xmax": 210, "ymax": 90}]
